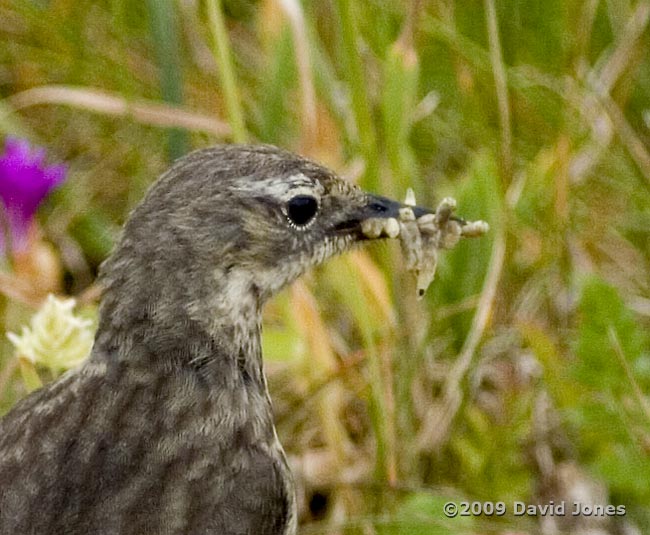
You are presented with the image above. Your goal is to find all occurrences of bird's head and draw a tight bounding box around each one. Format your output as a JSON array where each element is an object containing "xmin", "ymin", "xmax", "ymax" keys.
[{"xmin": 100, "ymin": 145, "xmax": 422, "ymax": 335}]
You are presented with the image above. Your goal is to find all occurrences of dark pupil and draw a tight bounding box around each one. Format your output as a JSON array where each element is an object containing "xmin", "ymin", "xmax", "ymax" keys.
[{"xmin": 287, "ymin": 195, "xmax": 318, "ymax": 226}]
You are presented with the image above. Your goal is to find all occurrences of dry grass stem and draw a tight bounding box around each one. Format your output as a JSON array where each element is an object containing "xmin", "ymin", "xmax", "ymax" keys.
[{"xmin": 6, "ymin": 85, "xmax": 231, "ymax": 137}]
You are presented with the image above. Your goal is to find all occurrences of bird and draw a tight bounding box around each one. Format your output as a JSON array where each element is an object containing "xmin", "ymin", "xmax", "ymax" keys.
[{"xmin": 0, "ymin": 144, "xmax": 425, "ymax": 535}]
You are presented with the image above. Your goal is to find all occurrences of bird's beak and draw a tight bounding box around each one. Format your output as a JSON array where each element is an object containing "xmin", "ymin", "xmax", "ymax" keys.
[
  {"xmin": 361, "ymin": 194, "xmax": 433, "ymax": 220},
  {"xmin": 333, "ymin": 193, "xmax": 433, "ymax": 240}
]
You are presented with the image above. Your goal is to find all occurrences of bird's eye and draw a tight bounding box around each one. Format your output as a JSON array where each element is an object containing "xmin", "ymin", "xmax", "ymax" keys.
[{"xmin": 285, "ymin": 195, "xmax": 319, "ymax": 228}]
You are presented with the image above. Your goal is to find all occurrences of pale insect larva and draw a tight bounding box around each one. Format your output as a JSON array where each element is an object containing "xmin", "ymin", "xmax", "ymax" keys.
[{"xmin": 361, "ymin": 188, "xmax": 489, "ymax": 298}]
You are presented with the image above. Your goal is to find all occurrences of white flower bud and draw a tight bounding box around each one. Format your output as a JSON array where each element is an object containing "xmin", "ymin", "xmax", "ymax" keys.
[{"xmin": 7, "ymin": 295, "xmax": 94, "ymax": 374}]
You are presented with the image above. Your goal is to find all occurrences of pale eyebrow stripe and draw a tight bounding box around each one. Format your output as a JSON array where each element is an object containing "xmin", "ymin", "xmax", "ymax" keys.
[{"xmin": 233, "ymin": 173, "xmax": 324, "ymax": 201}]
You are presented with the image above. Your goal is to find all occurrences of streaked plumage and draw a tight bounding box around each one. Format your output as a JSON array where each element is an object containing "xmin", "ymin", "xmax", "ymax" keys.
[{"xmin": 0, "ymin": 145, "xmax": 413, "ymax": 534}]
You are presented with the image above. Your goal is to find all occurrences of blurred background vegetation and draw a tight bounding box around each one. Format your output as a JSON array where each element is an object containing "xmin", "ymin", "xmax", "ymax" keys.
[{"xmin": 1, "ymin": 0, "xmax": 649, "ymax": 533}]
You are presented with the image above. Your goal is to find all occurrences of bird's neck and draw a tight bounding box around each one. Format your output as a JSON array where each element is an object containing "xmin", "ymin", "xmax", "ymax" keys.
[
  {"xmin": 93, "ymin": 262, "xmax": 268, "ymax": 391},
  {"xmin": 89, "ymin": 261, "xmax": 286, "ymax": 445}
]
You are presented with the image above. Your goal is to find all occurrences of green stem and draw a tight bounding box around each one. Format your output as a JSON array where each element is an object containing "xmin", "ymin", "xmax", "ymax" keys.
[
  {"xmin": 334, "ymin": 0, "xmax": 378, "ymax": 188},
  {"xmin": 146, "ymin": 0, "xmax": 188, "ymax": 160},
  {"xmin": 206, "ymin": 0, "xmax": 248, "ymax": 143},
  {"xmin": 344, "ymin": 260, "xmax": 393, "ymax": 487},
  {"xmin": 18, "ymin": 357, "xmax": 43, "ymax": 393},
  {"xmin": 484, "ymin": 0, "xmax": 513, "ymax": 184}
]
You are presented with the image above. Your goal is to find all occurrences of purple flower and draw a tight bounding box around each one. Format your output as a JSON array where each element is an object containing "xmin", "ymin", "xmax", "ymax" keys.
[{"xmin": 0, "ymin": 137, "xmax": 67, "ymax": 253}]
